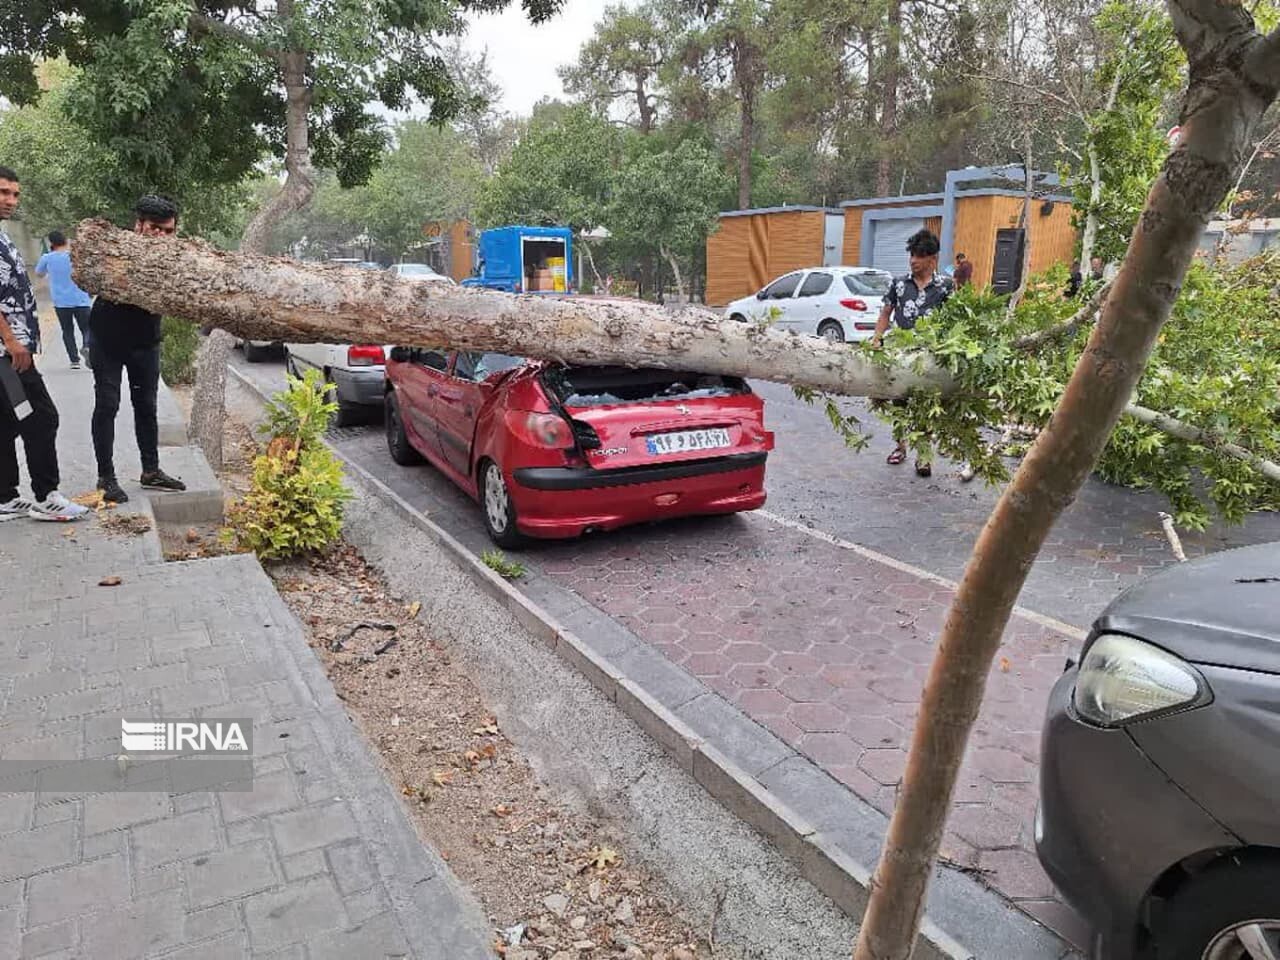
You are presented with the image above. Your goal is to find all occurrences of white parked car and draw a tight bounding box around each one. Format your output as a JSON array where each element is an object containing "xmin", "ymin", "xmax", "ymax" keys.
[
  {"xmin": 724, "ymin": 266, "xmax": 893, "ymax": 343},
  {"xmin": 388, "ymin": 262, "xmax": 455, "ymax": 283},
  {"xmin": 286, "ymin": 341, "xmax": 392, "ymax": 427}
]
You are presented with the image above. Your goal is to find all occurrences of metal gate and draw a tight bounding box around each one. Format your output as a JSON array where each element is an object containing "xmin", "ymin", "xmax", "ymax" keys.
[{"xmin": 871, "ymin": 218, "xmax": 925, "ymax": 276}]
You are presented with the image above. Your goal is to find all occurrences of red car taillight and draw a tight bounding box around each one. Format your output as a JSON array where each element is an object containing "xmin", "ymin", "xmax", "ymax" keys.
[
  {"xmin": 840, "ymin": 298, "xmax": 868, "ymax": 312},
  {"xmin": 347, "ymin": 344, "xmax": 385, "ymax": 367},
  {"xmin": 505, "ymin": 410, "xmax": 574, "ymax": 449}
]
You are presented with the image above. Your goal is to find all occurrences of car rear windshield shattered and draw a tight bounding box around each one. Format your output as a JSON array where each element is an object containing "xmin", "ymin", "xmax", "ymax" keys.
[{"xmin": 542, "ymin": 366, "xmax": 750, "ymax": 407}]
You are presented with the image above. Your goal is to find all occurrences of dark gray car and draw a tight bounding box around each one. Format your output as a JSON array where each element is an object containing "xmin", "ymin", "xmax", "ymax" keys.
[{"xmin": 1037, "ymin": 541, "xmax": 1280, "ymax": 960}]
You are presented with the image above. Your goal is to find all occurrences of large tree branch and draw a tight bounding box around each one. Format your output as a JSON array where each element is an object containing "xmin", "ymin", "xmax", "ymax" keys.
[
  {"xmin": 1245, "ymin": 27, "xmax": 1280, "ymax": 90},
  {"xmin": 1014, "ymin": 279, "xmax": 1114, "ymax": 351},
  {"xmin": 1125, "ymin": 403, "xmax": 1280, "ymax": 483},
  {"xmin": 186, "ymin": 11, "xmax": 278, "ymax": 61},
  {"xmin": 70, "ymin": 220, "xmax": 954, "ymax": 400}
]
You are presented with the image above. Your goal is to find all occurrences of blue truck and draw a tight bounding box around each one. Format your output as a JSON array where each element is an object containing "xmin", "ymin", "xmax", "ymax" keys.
[{"xmin": 461, "ymin": 225, "xmax": 574, "ymax": 294}]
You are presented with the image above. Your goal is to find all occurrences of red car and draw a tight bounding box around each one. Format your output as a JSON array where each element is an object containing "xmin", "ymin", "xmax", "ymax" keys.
[{"xmin": 383, "ymin": 348, "xmax": 774, "ymax": 546}]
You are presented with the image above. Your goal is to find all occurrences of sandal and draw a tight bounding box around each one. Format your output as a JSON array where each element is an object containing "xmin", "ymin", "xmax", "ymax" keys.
[
  {"xmin": 915, "ymin": 461, "xmax": 932, "ymax": 477},
  {"xmin": 887, "ymin": 448, "xmax": 907, "ymax": 465}
]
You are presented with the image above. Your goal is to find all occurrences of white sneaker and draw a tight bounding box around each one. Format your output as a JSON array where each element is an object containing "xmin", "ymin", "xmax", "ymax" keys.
[
  {"xmin": 28, "ymin": 492, "xmax": 90, "ymax": 522},
  {"xmin": 0, "ymin": 498, "xmax": 35, "ymax": 522},
  {"xmin": 959, "ymin": 462, "xmax": 976, "ymax": 482}
]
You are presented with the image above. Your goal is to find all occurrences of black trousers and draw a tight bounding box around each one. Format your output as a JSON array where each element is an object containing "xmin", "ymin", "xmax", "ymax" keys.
[
  {"xmin": 91, "ymin": 344, "xmax": 160, "ymax": 479},
  {"xmin": 0, "ymin": 360, "xmax": 60, "ymax": 502},
  {"xmin": 55, "ymin": 307, "xmax": 92, "ymax": 364}
]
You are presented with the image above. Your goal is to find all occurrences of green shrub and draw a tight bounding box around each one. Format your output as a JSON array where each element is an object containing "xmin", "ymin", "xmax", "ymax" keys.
[
  {"xmin": 160, "ymin": 316, "xmax": 200, "ymax": 385},
  {"xmin": 226, "ymin": 369, "xmax": 352, "ymax": 559}
]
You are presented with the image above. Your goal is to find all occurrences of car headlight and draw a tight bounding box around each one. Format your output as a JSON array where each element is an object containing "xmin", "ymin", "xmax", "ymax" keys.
[{"xmin": 1073, "ymin": 633, "xmax": 1210, "ymax": 727}]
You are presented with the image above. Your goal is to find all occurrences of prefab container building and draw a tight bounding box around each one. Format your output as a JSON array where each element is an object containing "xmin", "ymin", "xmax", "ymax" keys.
[
  {"xmin": 842, "ymin": 166, "xmax": 1077, "ymax": 289},
  {"xmin": 706, "ymin": 206, "xmax": 844, "ymax": 307}
]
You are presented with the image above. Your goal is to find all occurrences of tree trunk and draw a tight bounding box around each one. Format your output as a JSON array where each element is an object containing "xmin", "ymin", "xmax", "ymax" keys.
[
  {"xmin": 852, "ymin": 5, "xmax": 1280, "ymax": 958},
  {"xmin": 636, "ymin": 77, "xmax": 655, "ymax": 135},
  {"xmin": 70, "ymin": 218, "xmax": 958, "ymax": 400},
  {"xmin": 737, "ymin": 64, "xmax": 755, "ymax": 209},
  {"xmin": 188, "ymin": 15, "xmax": 316, "ymax": 469},
  {"xmin": 660, "ymin": 244, "xmax": 687, "ymax": 301},
  {"xmin": 1080, "ymin": 70, "xmax": 1122, "ymax": 268},
  {"xmin": 862, "ymin": 29, "xmax": 878, "ymax": 129},
  {"xmin": 1005, "ymin": 137, "xmax": 1036, "ymax": 315},
  {"xmin": 875, "ymin": 0, "xmax": 901, "ymax": 197}
]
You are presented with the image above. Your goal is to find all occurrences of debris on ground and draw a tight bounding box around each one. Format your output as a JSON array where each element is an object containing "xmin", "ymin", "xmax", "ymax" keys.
[
  {"xmin": 270, "ymin": 542, "xmax": 720, "ymax": 960},
  {"xmin": 99, "ymin": 512, "xmax": 154, "ymax": 538}
]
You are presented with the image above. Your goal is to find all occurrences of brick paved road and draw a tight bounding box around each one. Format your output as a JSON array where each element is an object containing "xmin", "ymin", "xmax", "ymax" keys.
[
  {"xmin": 0, "ymin": 356, "xmax": 493, "ymax": 959},
  {"xmin": 233, "ymin": 353, "xmax": 1279, "ymax": 947}
]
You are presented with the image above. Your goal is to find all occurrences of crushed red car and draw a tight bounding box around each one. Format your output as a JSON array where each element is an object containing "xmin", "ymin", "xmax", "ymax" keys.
[{"xmin": 383, "ymin": 348, "xmax": 774, "ymax": 546}]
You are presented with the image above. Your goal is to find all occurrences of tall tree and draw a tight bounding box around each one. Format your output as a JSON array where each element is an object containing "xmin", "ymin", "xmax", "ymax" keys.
[
  {"xmin": 5, "ymin": 0, "xmax": 554, "ymax": 467},
  {"xmin": 852, "ymin": 0, "xmax": 1280, "ymax": 954},
  {"xmin": 559, "ymin": 3, "xmax": 667, "ymax": 133},
  {"xmin": 609, "ymin": 138, "xmax": 733, "ymax": 298}
]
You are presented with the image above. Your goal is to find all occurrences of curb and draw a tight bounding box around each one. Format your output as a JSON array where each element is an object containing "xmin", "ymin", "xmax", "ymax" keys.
[{"xmin": 227, "ymin": 364, "xmax": 1071, "ymax": 960}]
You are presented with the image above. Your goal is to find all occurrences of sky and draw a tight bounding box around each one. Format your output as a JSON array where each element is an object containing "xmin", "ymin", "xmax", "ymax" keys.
[{"xmin": 460, "ymin": 0, "xmax": 613, "ymax": 115}]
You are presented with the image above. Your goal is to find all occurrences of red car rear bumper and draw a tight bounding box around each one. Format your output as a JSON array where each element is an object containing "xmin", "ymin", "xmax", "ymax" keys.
[{"xmin": 508, "ymin": 453, "xmax": 768, "ymax": 538}]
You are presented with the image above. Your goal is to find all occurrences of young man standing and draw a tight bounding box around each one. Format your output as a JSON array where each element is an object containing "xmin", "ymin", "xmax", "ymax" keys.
[
  {"xmin": 89, "ymin": 195, "xmax": 186, "ymax": 504},
  {"xmin": 953, "ymin": 252, "xmax": 973, "ymax": 288},
  {"xmin": 0, "ymin": 166, "xmax": 88, "ymax": 522},
  {"xmin": 35, "ymin": 230, "xmax": 93, "ymax": 369},
  {"xmin": 873, "ymin": 229, "xmax": 955, "ymax": 478}
]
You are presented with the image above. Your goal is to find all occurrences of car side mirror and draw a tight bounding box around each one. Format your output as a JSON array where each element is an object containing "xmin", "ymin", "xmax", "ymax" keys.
[
  {"xmin": 756, "ymin": 290, "xmax": 767, "ymax": 300},
  {"xmin": 389, "ymin": 346, "xmax": 411, "ymax": 363}
]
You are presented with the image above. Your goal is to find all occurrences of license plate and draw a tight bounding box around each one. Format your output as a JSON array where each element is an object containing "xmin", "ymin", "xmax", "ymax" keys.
[{"xmin": 645, "ymin": 428, "xmax": 732, "ymax": 455}]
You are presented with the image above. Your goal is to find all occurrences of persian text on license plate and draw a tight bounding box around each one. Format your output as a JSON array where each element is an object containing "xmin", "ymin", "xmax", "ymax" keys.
[{"xmin": 645, "ymin": 428, "xmax": 732, "ymax": 455}]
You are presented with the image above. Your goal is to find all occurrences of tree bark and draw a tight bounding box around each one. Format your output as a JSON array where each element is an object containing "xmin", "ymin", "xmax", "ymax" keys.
[
  {"xmin": 636, "ymin": 76, "xmax": 655, "ymax": 135},
  {"xmin": 1079, "ymin": 70, "xmax": 1122, "ymax": 269},
  {"xmin": 1125, "ymin": 403, "xmax": 1280, "ymax": 483},
  {"xmin": 188, "ymin": 8, "xmax": 316, "ymax": 470},
  {"xmin": 70, "ymin": 218, "xmax": 957, "ymax": 400},
  {"xmin": 736, "ymin": 44, "xmax": 756, "ymax": 209},
  {"xmin": 852, "ymin": 3, "xmax": 1280, "ymax": 957},
  {"xmin": 875, "ymin": 0, "xmax": 901, "ymax": 198}
]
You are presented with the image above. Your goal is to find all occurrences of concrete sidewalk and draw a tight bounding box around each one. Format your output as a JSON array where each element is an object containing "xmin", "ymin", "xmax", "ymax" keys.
[{"xmin": 0, "ymin": 355, "xmax": 494, "ymax": 959}]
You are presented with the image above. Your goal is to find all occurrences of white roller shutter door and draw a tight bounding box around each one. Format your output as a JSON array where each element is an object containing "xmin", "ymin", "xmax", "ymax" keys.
[{"xmin": 871, "ymin": 218, "xmax": 925, "ymax": 276}]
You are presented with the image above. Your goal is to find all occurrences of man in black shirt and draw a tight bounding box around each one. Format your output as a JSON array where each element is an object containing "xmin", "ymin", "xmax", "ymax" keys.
[
  {"xmin": 873, "ymin": 228, "xmax": 955, "ymax": 477},
  {"xmin": 90, "ymin": 195, "xmax": 186, "ymax": 503}
]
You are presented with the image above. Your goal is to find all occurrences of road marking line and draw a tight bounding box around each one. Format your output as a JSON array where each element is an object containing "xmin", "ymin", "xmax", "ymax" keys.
[{"xmin": 754, "ymin": 509, "xmax": 1087, "ymax": 640}]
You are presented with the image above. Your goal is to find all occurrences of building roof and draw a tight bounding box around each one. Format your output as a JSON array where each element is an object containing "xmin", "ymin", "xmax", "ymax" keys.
[
  {"xmin": 840, "ymin": 193, "xmax": 945, "ymax": 208},
  {"xmin": 841, "ymin": 188, "xmax": 1074, "ymax": 208},
  {"xmin": 718, "ymin": 205, "xmax": 843, "ymax": 219}
]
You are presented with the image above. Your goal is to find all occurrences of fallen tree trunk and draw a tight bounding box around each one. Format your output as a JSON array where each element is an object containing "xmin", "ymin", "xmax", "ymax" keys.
[{"xmin": 70, "ymin": 220, "xmax": 954, "ymax": 401}]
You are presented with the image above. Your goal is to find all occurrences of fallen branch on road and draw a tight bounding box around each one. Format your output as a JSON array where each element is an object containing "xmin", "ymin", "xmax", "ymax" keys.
[{"xmin": 1125, "ymin": 403, "xmax": 1280, "ymax": 484}]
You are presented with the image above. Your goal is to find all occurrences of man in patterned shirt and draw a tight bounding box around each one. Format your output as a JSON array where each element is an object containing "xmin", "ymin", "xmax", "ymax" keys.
[
  {"xmin": 0, "ymin": 166, "xmax": 88, "ymax": 521},
  {"xmin": 872, "ymin": 228, "xmax": 955, "ymax": 478}
]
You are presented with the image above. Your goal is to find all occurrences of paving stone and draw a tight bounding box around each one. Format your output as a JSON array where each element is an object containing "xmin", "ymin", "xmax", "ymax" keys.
[
  {"xmin": 184, "ymin": 902, "xmax": 240, "ymax": 942},
  {"xmin": 130, "ymin": 808, "xmax": 220, "ymax": 871},
  {"xmin": 0, "ymin": 821, "xmax": 78, "ymax": 881},
  {"xmin": 269, "ymin": 802, "xmax": 358, "ymax": 857},
  {"xmin": 243, "ymin": 875, "xmax": 346, "ymax": 952},
  {"xmin": 26, "ymin": 856, "xmax": 130, "ymax": 926},
  {"xmin": 185, "ymin": 843, "xmax": 278, "ymax": 908},
  {"xmin": 80, "ymin": 890, "xmax": 186, "ymax": 960},
  {"xmin": 0, "ymin": 795, "xmax": 33, "ymax": 835},
  {"xmin": 20, "ymin": 918, "xmax": 77, "ymax": 958},
  {"xmin": 305, "ymin": 910, "xmax": 412, "ymax": 960},
  {"xmin": 219, "ymin": 770, "xmax": 299, "ymax": 823},
  {"xmin": 152, "ymin": 933, "xmax": 245, "ymax": 960},
  {"xmin": 83, "ymin": 792, "xmax": 170, "ymax": 835},
  {"xmin": 283, "ymin": 849, "xmax": 327, "ymax": 880},
  {"xmin": 326, "ymin": 841, "xmax": 377, "ymax": 895}
]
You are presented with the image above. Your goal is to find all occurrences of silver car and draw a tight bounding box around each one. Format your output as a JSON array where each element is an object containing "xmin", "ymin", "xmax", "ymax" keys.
[{"xmin": 1037, "ymin": 541, "xmax": 1280, "ymax": 960}]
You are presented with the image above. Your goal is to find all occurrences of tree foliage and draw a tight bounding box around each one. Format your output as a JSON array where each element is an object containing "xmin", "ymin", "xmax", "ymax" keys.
[{"xmin": 862, "ymin": 257, "xmax": 1280, "ymax": 527}]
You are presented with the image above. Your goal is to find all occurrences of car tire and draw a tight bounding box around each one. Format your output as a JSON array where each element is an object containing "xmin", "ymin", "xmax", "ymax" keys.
[
  {"xmin": 1152, "ymin": 856, "xmax": 1280, "ymax": 960},
  {"xmin": 323, "ymin": 369, "xmax": 362, "ymax": 428},
  {"xmin": 818, "ymin": 319, "xmax": 846, "ymax": 343},
  {"xmin": 479, "ymin": 459, "xmax": 525, "ymax": 549},
  {"xmin": 385, "ymin": 391, "xmax": 422, "ymax": 466},
  {"xmin": 244, "ymin": 340, "xmax": 272, "ymax": 363}
]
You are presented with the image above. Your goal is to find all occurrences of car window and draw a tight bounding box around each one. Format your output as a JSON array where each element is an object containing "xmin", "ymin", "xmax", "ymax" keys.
[
  {"xmin": 762, "ymin": 273, "xmax": 801, "ymax": 299},
  {"xmin": 454, "ymin": 352, "xmax": 524, "ymax": 382},
  {"xmin": 415, "ymin": 349, "xmax": 449, "ymax": 371},
  {"xmin": 844, "ymin": 273, "xmax": 892, "ymax": 296},
  {"xmin": 798, "ymin": 272, "xmax": 833, "ymax": 297}
]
